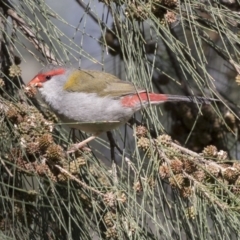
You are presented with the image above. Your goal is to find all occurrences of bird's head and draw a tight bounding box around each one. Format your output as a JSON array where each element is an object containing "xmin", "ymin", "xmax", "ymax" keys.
[{"xmin": 28, "ymin": 65, "xmax": 67, "ymax": 88}]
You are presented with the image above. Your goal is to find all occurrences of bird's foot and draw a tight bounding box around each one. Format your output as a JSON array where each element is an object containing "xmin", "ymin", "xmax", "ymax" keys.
[
  {"xmin": 67, "ymin": 134, "xmax": 99, "ymax": 154},
  {"xmin": 67, "ymin": 143, "xmax": 90, "ymax": 154}
]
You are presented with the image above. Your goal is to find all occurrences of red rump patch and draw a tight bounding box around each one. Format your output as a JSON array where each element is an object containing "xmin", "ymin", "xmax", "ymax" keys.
[{"xmin": 121, "ymin": 92, "xmax": 168, "ymax": 107}]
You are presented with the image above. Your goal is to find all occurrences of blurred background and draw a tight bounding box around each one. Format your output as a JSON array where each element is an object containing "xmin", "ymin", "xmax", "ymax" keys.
[{"xmin": 1, "ymin": 0, "xmax": 240, "ymax": 239}]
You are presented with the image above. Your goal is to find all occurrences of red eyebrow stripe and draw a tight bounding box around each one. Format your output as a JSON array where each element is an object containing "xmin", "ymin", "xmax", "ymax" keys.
[
  {"xmin": 44, "ymin": 68, "xmax": 65, "ymax": 76},
  {"xmin": 28, "ymin": 68, "xmax": 66, "ymax": 87},
  {"xmin": 121, "ymin": 92, "xmax": 168, "ymax": 107}
]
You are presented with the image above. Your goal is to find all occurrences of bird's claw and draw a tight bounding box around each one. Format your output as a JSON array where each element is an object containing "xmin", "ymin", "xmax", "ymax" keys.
[{"xmin": 67, "ymin": 144, "xmax": 91, "ymax": 154}]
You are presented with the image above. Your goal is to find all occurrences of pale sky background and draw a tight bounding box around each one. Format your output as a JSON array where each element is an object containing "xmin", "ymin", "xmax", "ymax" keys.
[{"xmin": 20, "ymin": 0, "xmax": 120, "ymax": 83}]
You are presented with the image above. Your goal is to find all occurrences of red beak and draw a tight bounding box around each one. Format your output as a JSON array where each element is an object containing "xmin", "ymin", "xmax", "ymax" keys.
[{"xmin": 27, "ymin": 76, "xmax": 43, "ymax": 87}]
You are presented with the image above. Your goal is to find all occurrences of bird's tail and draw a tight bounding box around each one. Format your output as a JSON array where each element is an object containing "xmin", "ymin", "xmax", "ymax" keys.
[
  {"xmin": 164, "ymin": 94, "xmax": 218, "ymax": 104},
  {"xmin": 121, "ymin": 93, "xmax": 218, "ymax": 108}
]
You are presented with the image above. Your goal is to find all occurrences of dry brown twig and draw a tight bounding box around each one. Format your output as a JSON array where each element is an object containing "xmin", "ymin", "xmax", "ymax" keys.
[
  {"xmin": 171, "ymin": 142, "xmax": 226, "ymax": 173},
  {"xmin": 55, "ymin": 164, "xmax": 126, "ymax": 207},
  {"xmin": 55, "ymin": 164, "xmax": 105, "ymax": 196},
  {"xmin": 6, "ymin": 8, "xmax": 60, "ymax": 65}
]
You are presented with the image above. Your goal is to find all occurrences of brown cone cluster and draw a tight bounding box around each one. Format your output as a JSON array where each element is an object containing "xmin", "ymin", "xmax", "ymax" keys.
[
  {"xmin": 9, "ymin": 64, "xmax": 22, "ymax": 78},
  {"xmin": 124, "ymin": 0, "xmax": 178, "ymax": 22},
  {"xmin": 1, "ymin": 97, "xmax": 89, "ymax": 184},
  {"xmin": 136, "ymin": 129, "xmax": 240, "ymax": 206}
]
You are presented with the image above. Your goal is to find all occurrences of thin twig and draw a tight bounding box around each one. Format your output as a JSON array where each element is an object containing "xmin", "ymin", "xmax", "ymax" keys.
[
  {"xmin": 124, "ymin": 157, "xmax": 138, "ymax": 175},
  {"xmin": 230, "ymin": 59, "xmax": 240, "ymax": 75},
  {"xmin": 171, "ymin": 142, "xmax": 200, "ymax": 158},
  {"xmin": 111, "ymin": 161, "xmax": 118, "ymax": 185},
  {"xmin": 75, "ymin": 0, "xmax": 111, "ymax": 31},
  {"xmin": 155, "ymin": 143, "xmax": 171, "ymax": 164},
  {"xmin": 55, "ymin": 164, "xmax": 105, "ymax": 196},
  {"xmin": 0, "ymin": 158, "xmax": 13, "ymax": 177}
]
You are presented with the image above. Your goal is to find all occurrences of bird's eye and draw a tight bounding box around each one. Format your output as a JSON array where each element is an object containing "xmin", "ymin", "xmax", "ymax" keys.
[{"xmin": 46, "ymin": 76, "xmax": 52, "ymax": 80}]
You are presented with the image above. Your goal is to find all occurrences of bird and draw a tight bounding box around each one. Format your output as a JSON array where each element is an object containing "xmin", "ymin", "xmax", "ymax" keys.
[{"xmin": 28, "ymin": 64, "xmax": 216, "ymax": 152}]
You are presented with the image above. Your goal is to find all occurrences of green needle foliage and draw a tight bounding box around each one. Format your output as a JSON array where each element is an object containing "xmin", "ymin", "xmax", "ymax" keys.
[{"xmin": 0, "ymin": 0, "xmax": 240, "ymax": 239}]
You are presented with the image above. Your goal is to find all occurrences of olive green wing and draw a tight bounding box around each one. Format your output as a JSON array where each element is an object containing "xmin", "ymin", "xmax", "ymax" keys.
[{"xmin": 63, "ymin": 70, "xmax": 144, "ymax": 97}]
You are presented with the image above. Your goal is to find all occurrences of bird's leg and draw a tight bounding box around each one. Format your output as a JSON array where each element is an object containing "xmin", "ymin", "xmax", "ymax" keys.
[
  {"xmin": 107, "ymin": 131, "xmax": 116, "ymax": 163},
  {"xmin": 67, "ymin": 133, "xmax": 100, "ymax": 153},
  {"xmin": 106, "ymin": 131, "xmax": 123, "ymax": 155},
  {"xmin": 106, "ymin": 131, "xmax": 119, "ymax": 185}
]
